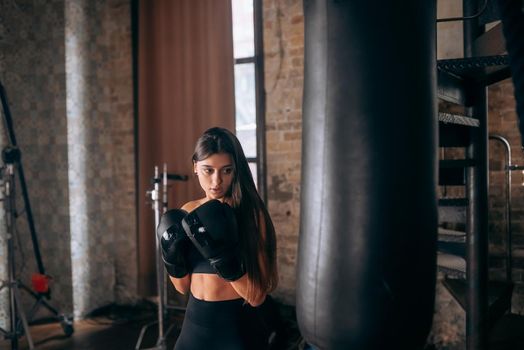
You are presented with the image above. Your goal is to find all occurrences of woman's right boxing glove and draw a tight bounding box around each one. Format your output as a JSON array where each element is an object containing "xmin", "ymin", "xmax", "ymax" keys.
[{"xmin": 157, "ymin": 209, "xmax": 190, "ymax": 278}]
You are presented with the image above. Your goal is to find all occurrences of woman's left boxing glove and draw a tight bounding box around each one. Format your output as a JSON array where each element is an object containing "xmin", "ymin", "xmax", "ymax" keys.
[{"xmin": 182, "ymin": 200, "xmax": 245, "ymax": 281}]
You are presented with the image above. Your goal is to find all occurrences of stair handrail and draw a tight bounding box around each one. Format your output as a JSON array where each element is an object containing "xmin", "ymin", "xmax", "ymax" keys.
[
  {"xmin": 489, "ymin": 134, "xmax": 513, "ymax": 283},
  {"xmin": 437, "ymin": 0, "xmax": 489, "ymax": 23}
]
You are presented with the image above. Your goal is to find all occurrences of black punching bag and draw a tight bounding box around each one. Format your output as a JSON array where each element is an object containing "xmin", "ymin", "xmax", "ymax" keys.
[{"xmin": 297, "ymin": 1, "xmax": 438, "ymax": 349}]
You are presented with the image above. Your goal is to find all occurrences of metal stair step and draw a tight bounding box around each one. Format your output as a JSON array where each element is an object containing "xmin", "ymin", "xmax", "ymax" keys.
[
  {"xmin": 442, "ymin": 278, "xmax": 514, "ymax": 329},
  {"xmin": 437, "ymin": 252, "xmax": 466, "ymax": 279},
  {"xmin": 439, "ymin": 198, "xmax": 469, "ymax": 206},
  {"xmin": 438, "ymin": 227, "xmax": 466, "ymax": 242},
  {"xmin": 439, "ymin": 159, "xmax": 475, "ymax": 186},
  {"xmin": 438, "ymin": 241, "xmax": 466, "ymax": 258},
  {"xmin": 439, "ymin": 168, "xmax": 465, "ymax": 186},
  {"xmin": 440, "ymin": 159, "xmax": 476, "ymax": 168},
  {"xmin": 439, "ymin": 112, "xmax": 479, "ymax": 147},
  {"xmin": 438, "ymin": 112, "xmax": 480, "ymax": 127},
  {"xmin": 437, "ymin": 55, "xmax": 511, "ymax": 86}
]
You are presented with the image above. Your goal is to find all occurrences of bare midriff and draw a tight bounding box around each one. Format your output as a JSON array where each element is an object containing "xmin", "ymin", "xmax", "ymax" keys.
[{"xmin": 190, "ymin": 273, "xmax": 242, "ymax": 301}]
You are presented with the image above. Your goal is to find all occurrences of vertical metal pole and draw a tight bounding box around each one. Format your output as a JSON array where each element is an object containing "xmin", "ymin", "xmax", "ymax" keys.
[
  {"xmin": 464, "ymin": 1, "xmax": 489, "ymax": 349},
  {"xmin": 6, "ymin": 165, "xmax": 18, "ymax": 350},
  {"xmin": 254, "ymin": 0, "xmax": 267, "ymax": 204},
  {"xmin": 152, "ymin": 166, "xmax": 165, "ymax": 345},
  {"xmin": 135, "ymin": 165, "xmax": 167, "ymax": 350},
  {"xmin": 162, "ymin": 164, "xmax": 168, "ymax": 310}
]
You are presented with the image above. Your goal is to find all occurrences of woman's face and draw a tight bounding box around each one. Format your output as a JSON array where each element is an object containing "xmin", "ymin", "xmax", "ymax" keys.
[{"xmin": 194, "ymin": 152, "xmax": 234, "ymax": 201}]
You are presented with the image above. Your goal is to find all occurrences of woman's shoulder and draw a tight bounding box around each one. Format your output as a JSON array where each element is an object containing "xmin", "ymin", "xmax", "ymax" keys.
[{"xmin": 181, "ymin": 198, "xmax": 206, "ymax": 212}]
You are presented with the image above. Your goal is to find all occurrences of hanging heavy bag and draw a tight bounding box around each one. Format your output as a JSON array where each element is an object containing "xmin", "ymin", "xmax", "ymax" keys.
[{"xmin": 297, "ymin": 1, "xmax": 438, "ymax": 349}]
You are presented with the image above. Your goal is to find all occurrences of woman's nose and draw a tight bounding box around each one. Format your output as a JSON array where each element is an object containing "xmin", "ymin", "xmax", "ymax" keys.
[{"xmin": 212, "ymin": 172, "xmax": 222, "ymax": 185}]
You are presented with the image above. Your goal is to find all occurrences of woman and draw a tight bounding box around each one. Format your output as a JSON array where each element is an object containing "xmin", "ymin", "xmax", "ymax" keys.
[{"xmin": 158, "ymin": 127, "xmax": 279, "ymax": 350}]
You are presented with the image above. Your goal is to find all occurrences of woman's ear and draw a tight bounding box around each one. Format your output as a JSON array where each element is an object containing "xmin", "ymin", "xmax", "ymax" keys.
[{"xmin": 193, "ymin": 162, "xmax": 197, "ymax": 175}]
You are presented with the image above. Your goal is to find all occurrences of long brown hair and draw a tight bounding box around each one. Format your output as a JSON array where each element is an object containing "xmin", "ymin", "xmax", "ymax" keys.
[{"xmin": 192, "ymin": 127, "xmax": 278, "ymax": 300}]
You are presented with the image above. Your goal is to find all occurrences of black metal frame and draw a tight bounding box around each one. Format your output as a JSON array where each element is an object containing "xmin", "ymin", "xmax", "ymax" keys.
[
  {"xmin": 233, "ymin": 0, "xmax": 267, "ymax": 204},
  {"xmin": 254, "ymin": 0, "xmax": 267, "ymax": 204},
  {"xmin": 464, "ymin": 1, "xmax": 489, "ymax": 349},
  {"xmin": 0, "ymin": 80, "xmax": 74, "ymax": 345},
  {"xmin": 0, "ymin": 81, "xmax": 45, "ymax": 276}
]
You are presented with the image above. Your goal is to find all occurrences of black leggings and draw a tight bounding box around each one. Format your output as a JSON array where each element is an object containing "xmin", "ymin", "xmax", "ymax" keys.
[{"xmin": 174, "ymin": 294, "xmax": 272, "ymax": 350}]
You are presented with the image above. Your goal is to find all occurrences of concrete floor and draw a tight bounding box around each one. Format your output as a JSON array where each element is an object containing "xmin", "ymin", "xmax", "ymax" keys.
[
  {"xmin": 1, "ymin": 304, "xmax": 522, "ymax": 350},
  {"xmin": 0, "ymin": 300, "xmax": 304, "ymax": 350},
  {"xmin": 1, "ymin": 317, "xmax": 177, "ymax": 350}
]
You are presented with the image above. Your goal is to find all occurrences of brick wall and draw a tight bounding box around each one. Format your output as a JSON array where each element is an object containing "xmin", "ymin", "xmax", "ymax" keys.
[
  {"xmin": 263, "ymin": 0, "xmax": 304, "ymax": 305},
  {"xmin": 488, "ymin": 79, "xmax": 524, "ymax": 313},
  {"xmin": 0, "ymin": 0, "xmax": 136, "ymax": 319}
]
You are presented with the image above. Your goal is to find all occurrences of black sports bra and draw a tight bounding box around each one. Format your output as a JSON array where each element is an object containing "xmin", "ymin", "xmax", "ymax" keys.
[{"xmin": 186, "ymin": 244, "xmax": 215, "ymax": 274}]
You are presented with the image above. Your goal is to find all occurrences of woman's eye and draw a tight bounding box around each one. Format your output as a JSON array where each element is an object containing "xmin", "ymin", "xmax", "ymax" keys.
[
  {"xmin": 203, "ymin": 169, "xmax": 213, "ymax": 174},
  {"xmin": 223, "ymin": 168, "xmax": 233, "ymax": 175}
]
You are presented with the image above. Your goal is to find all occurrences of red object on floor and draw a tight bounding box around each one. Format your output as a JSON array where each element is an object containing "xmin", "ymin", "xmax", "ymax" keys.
[{"xmin": 31, "ymin": 273, "xmax": 51, "ymax": 293}]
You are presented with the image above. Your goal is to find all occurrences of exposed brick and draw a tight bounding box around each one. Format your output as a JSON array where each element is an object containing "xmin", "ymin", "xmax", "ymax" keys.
[
  {"xmin": 283, "ymin": 131, "xmax": 301, "ymax": 141},
  {"xmin": 290, "ymin": 15, "xmax": 303, "ymax": 25},
  {"xmin": 264, "ymin": 0, "xmax": 304, "ymax": 304}
]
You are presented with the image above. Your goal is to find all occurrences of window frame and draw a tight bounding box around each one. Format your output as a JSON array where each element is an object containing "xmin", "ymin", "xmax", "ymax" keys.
[{"xmin": 233, "ymin": 0, "xmax": 267, "ymax": 203}]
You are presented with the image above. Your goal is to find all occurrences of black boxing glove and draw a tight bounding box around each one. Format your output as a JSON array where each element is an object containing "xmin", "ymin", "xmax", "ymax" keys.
[
  {"xmin": 181, "ymin": 200, "xmax": 245, "ymax": 281},
  {"xmin": 157, "ymin": 209, "xmax": 190, "ymax": 278}
]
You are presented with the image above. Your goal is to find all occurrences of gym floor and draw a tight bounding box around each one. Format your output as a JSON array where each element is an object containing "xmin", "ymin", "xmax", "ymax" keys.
[
  {"xmin": 0, "ymin": 301, "xmax": 304, "ymax": 350},
  {"xmin": 0, "ymin": 301, "xmax": 177, "ymax": 350},
  {"xmin": 0, "ymin": 301, "xmax": 523, "ymax": 350},
  {"xmin": 1, "ymin": 316, "xmax": 179, "ymax": 350}
]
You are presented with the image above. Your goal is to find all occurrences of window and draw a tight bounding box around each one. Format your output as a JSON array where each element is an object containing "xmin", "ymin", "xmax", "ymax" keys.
[{"xmin": 232, "ymin": 0, "xmax": 266, "ymax": 200}]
